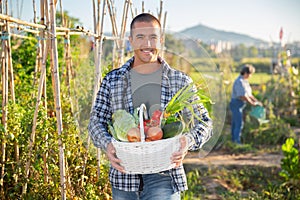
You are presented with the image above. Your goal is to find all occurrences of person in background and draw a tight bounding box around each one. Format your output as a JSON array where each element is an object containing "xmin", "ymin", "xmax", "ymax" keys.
[
  {"xmin": 88, "ymin": 13, "xmax": 213, "ymax": 199},
  {"xmin": 230, "ymin": 64, "xmax": 262, "ymax": 144}
]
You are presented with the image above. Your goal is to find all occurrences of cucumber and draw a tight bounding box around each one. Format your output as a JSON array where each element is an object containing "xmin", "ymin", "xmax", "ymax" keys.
[{"xmin": 162, "ymin": 121, "xmax": 184, "ymax": 139}]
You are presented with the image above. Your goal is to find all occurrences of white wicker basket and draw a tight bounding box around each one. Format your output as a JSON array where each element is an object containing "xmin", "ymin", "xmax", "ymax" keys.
[
  {"xmin": 112, "ymin": 104, "xmax": 182, "ymax": 174},
  {"xmin": 112, "ymin": 135, "xmax": 181, "ymax": 174}
]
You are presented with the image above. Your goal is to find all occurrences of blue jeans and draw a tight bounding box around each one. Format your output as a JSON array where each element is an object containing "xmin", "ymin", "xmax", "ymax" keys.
[
  {"xmin": 112, "ymin": 172, "xmax": 180, "ymax": 200},
  {"xmin": 230, "ymin": 98, "xmax": 246, "ymax": 144}
]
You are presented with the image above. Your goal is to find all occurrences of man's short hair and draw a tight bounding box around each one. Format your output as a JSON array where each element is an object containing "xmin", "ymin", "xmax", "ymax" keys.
[
  {"xmin": 240, "ymin": 64, "xmax": 255, "ymax": 75},
  {"xmin": 130, "ymin": 13, "xmax": 161, "ymax": 36}
]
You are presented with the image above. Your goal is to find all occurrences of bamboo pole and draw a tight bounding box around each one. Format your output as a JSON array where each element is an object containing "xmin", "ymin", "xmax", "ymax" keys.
[
  {"xmin": 3, "ymin": 2, "xmax": 18, "ymax": 186},
  {"xmin": 6, "ymin": 25, "xmax": 15, "ymax": 103},
  {"xmin": 106, "ymin": 0, "xmax": 119, "ymax": 68},
  {"xmin": 106, "ymin": 0, "xmax": 119, "ymax": 44},
  {"xmin": 0, "ymin": 18, "xmax": 121, "ymax": 40},
  {"xmin": 33, "ymin": 0, "xmax": 41, "ymax": 91},
  {"xmin": 6, "ymin": 20, "xmax": 19, "ymax": 184},
  {"xmin": 59, "ymin": 0, "xmax": 64, "ymax": 27},
  {"xmin": 129, "ymin": 0, "xmax": 135, "ymax": 18},
  {"xmin": 79, "ymin": 0, "xmax": 99, "ymax": 187},
  {"xmin": 49, "ymin": 0, "xmax": 66, "ymax": 199},
  {"xmin": 0, "ymin": 1, "xmax": 4, "ymax": 197},
  {"xmin": 21, "ymin": 33, "xmax": 49, "ymax": 196},
  {"xmin": 32, "ymin": 0, "xmax": 40, "ymax": 93},
  {"xmin": 117, "ymin": 0, "xmax": 130, "ymax": 66},
  {"xmin": 0, "ymin": 13, "xmax": 46, "ymax": 29},
  {"xmin": 95, "ymin": 0, "xmax": 107, "ymax": 180},
  {"xmin": 32, "ymin": 0, "xmax": 37, "ymax": 23},
  {"xmin": 0, "ymin": 47, "xmax": 6, "ymax": 198},
  {"xmin": 0, "ymin": 37, "xmax": 8, "ymax": 198},
  {"xmin": 0, "ymin": 1, "xmax": 8, "ymax": 196},
  {"xmin": 0, "ymin": 4, "xmax": 9, "ymax": 194},
  {"xmin": 64, "ymin": 32, "xmax": 71, "ymax": 95},
  {"xmin": 158, "ymin": 0, "xmax": 163, "ymax": 21},
  {"xmin": 22, "ymin": 1, "xmax": 51, "ymax": 195},
  {"xmin": 40, "ymin": 0, "xmax": 50, "ymax": 184}
]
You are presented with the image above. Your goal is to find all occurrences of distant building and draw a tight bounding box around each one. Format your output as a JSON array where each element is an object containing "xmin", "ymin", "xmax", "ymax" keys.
[{"xmin": 209, "ymin": 40, "xmax": 232, "ymax": 54}]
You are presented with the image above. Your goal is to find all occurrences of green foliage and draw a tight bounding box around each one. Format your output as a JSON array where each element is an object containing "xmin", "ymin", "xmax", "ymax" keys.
[
  {"xmin": 165, "ymin": 33, "xmax": 185, "ymax": 54},
  {"xmin": 239, "ymin": 57, "xmax": 271, "ymax": 73},
  {"xmin": 182, "ymin": 169, "xmax": 206, "ymax": 199},
  {"xmin": 56, "ymin": 11, "xmax": 82, "ymax": 28},
  {"xmin": 183, "ymin": 166, "xmax": 285, "ymax": 200},
  {"xmin": 1, "ymin": 98, "xmax": 111, "ymax": 199},
  {"xmin": 11, "ymin": 37, "xmax": 37, "ymax": 98},
  {"xmin": 279, "ymin": 138, "xmax": 300, "ymax": 186},
  {"xmin": 0, "ymin": 22, "xmax": 111, "ymax": 198},
  {"xmin": 242, "ymin": 116, "xmax": 295, "ymax": 147}
]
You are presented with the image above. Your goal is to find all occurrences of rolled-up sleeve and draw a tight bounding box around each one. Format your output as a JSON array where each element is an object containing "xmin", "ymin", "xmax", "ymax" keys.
[{"xmin": 186, "ymin": 103, "xmax": 213, "ymax": 151}]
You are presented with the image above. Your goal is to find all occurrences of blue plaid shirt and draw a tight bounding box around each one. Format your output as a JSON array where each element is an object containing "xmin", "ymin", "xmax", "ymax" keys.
[{"xmin": 88, "ymin": 57, "xmax": 213, "ymax": 192}]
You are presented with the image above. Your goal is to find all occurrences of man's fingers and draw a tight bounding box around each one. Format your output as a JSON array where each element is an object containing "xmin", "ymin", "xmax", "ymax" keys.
[{"xmin": 106, "ymin": 143, "xmax": 125, "ymax": 173}]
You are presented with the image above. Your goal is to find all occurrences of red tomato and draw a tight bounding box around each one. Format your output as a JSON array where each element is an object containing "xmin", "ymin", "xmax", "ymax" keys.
[
  {"xmin": 150, "ymin": 119, "xmax": 160, "ymax": 127},
  {"xmin": 145, "ymin": 127, "xmax": 163, "ymax": 141},
  {"xmin": 151, "ymin": 110, "xmax": 162, "ymax": 121},
  {"xmin": 138, "ymin": 122, "xmax": 150, "ymax": 134}
]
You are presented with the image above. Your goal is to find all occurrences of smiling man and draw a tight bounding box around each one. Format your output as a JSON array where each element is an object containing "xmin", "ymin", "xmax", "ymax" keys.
[{"xmin": 88, "ymin": 13, "xmax": 213, "ymax": 199}]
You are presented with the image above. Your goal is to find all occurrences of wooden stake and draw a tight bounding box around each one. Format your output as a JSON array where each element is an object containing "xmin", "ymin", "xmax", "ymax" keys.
[
  {"xmin": 49, "ymin": 0, "xmax": 66, "ymax": 199},
  {"xmin": 40, "ymin": 0, "xmax": 49, "ymax": 184},
  {"xmin": 0, "ymin": 24, "xmax": 8, "ymax": 198}
]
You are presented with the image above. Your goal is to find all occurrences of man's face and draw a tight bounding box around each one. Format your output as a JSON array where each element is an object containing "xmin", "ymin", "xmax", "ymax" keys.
[{"xmin": 129, "ymin": 21, "xmax": 162, "ymax": 66}]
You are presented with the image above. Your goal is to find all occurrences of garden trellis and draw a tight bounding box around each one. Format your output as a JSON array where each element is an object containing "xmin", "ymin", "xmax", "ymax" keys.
[{"xmin": 0, "ymin": 0, "xmax": 167, "ymax": 199}]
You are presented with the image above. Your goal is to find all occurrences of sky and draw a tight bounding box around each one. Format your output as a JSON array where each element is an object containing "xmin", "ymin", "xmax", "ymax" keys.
[{"xmin": 12, "ymin": 0, "xmax": 300, "ymax": 43}]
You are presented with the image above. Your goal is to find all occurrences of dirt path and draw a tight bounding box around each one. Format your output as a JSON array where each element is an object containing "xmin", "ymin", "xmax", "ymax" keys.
[
  {"xmin": 183, "ymin": 126, "xmax": 300, "ymax": 169},
  {"xmin": 183, "ymin": 151, "xmax": 283, "ymax": 168}
]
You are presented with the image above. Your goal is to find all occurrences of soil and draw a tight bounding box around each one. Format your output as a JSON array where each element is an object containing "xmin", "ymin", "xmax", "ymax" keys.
[
  {"xmin": 181, "ymin": 126, "xmax": 300, "ymax": 199},
  {"xmin": 182, "ymin": 147, "xmax": 283, "ymax": 199},
  {"xmin": 183, "ymin": 150, "xmax": 282, "ymax": 169},
  {"xmin": 183, "ymin": 126, "xmax": 300, "ymax": 170}
]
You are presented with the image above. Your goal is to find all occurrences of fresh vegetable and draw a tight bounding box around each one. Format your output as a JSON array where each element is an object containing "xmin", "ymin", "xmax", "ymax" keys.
[
  {"xmin": 138, "ymin": 120, "xmax": 150, "ymax": 134},
  {"xmin": 162, "ymin": 83, "xmax": 212, "ymax": 127},
  {"xmin": 162, "ymin": 121, "xmax": 184, "ymax": 139},
  {"xmin": 127, "ymin": 127, "xmax": 141, "ymax": 142},
  {"xmin": 145, "ymin": 127, "xmax": 163, "ymax": 141},
  {"xmin": 111, "ymin": 110, "xmax": 137, "ymax": 141},
  {"xmin": 152, "ymin": 110, "xmax": 162, "ymax": 119},
  {"xmin": 149, "ymin": 109, "xmax": 162, "ymax": 127}
]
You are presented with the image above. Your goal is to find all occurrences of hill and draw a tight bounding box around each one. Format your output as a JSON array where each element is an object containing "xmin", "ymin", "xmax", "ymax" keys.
[{"xmin": 179, "ymin": 24, "xmax": 267, "ymax": 46}]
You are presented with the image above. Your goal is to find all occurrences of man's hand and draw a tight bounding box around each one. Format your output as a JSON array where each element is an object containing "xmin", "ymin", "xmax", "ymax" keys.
[
  {"xmin": 171, "ymin": 136, "xmax": 189, "ymax": 168},
  {"xmin": 106, "ymin": 143, "xmax": 125, "ymax": 173}
]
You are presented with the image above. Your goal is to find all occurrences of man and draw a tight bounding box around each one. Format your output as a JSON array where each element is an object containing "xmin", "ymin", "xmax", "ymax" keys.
[
  {"xmin": 230, "ymin": 64, "xmax": 262, "ymax": 144},
  {"xmin": 88, "ymin": 13, "xmax": 212, "ymax": 199}
]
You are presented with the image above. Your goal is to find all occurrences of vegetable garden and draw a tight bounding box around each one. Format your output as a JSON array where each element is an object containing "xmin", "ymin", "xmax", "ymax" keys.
[{"xmin": 1, "ymin": 1, "xmax": 300, "ymax": 200}]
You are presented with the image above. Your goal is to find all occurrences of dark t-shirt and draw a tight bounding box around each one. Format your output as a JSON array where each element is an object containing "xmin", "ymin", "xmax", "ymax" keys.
[{"xmin": 130, "ymin": 67, "xmax": 162, "ymax": 117}]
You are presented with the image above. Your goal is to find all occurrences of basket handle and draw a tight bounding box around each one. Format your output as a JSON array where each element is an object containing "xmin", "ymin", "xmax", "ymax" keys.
[{"xmin": 139, "ymin": 103, "xmax": 148, "ymax": 142}]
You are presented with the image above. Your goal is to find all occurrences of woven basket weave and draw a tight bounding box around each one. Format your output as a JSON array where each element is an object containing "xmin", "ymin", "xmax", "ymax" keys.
[
  {"xmin": 112, "ymin": 135, "xmax": 181, "ymax": 174},
  {"xmin": 112, "ymin": 104, "xmax": 181, "ymax": 174}
]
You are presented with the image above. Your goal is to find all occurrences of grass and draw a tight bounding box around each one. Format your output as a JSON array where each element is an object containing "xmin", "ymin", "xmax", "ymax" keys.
[
  {"xmin": 181, "ymin": 120, "xmax": 299, "ymax": 200},
  {"xmin": 190, "ymin": 70, "xmax": 276, "ymax": 86},
  {"xmin": 229, "ymin": 72, "xmax": 277, "ymax": 85},
  {"xmin": 182, "ymin": 165, "xmax": 283, "ymax": 200}
]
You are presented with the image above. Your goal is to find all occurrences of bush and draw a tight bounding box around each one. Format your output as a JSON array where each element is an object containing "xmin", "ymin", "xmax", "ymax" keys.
[{"xmin": 242, "ymin": 117, "xmax": 295, "ymax": 147}]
